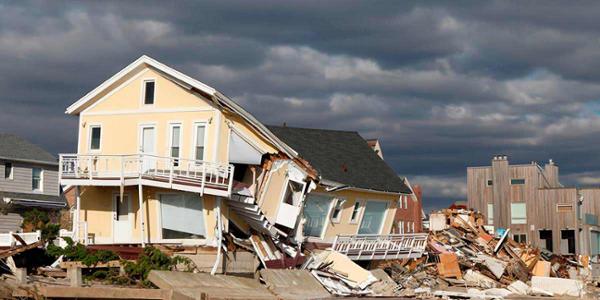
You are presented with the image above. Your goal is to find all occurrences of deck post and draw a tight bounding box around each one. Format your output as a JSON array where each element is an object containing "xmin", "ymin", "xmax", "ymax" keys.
[
  {"xmin": 74, "ymin": 186, "xmax": 81, "ymax": 243},
  {"xmin": 138, "ymin": 183, "xmax": 146, "ymax": 247}
]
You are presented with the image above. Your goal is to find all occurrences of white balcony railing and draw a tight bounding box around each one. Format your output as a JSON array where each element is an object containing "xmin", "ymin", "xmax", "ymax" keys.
[
  {"xmin": 332, "ymin": 233, "xmax": 429, "ymax": 260},
  {"xmin": 59, "ymin": 154, "xmax": 234, "ymax": 195}
]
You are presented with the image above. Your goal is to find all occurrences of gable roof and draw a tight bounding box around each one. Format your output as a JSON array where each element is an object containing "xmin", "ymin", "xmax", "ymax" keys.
[
  {"xmin": 65, "ymin": 55, "xmax": 297, "ymax": 157},
  {"xmin": 0, "ymin": 134, "xmax": 57, "ymax": 165},
  {"xmin": 267, "ymin": 126, "xmax": 411, "ymax": 194}
]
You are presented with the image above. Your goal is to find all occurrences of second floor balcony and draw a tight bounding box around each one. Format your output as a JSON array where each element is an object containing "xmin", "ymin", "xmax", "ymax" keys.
[{"xmin": 59, "ymin": 154, "xmax": 234, "ymax": 197}]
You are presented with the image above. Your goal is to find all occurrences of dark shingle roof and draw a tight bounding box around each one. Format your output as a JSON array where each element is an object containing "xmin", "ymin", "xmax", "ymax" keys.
[
  {"xmin": 267, "ymin": 125, "xmax": 411, "ymax": 194},
  {"xmin": 0, "ymin": 134, "xmax": 56, "ymax": 165}
]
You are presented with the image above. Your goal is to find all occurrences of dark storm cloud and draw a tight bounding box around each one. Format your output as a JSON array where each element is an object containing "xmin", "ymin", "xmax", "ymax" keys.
[{"xmin": 4, "ymin": 0, "xmax": 600, "ymax": 209}]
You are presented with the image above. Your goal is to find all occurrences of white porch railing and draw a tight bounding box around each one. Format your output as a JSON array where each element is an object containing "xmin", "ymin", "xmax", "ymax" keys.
[
  {"xmin": 59, "ymin": 154, "xmax": 235, "ymax": 195},
  {"xmin": 332, "ymin": 233, "xmax": 429, "ymax": 260},
  {"xmin": 0, "ymin": 230, "xmax": 41, "ymax": 247}
]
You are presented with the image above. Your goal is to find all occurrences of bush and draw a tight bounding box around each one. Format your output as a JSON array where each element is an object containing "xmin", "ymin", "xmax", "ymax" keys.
[
  {"xmin": 120, "ymin": 246, "xmax": 192, "ymax": 287},
  {"xmin": 46, "ymin": 237, "xmax": 119, "ymax": 266}
]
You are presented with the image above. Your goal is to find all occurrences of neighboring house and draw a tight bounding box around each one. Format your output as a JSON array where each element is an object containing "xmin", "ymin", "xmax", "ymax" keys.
[
  {"xmin": 0, "ymin": 134, "xmax": 64, "ymax": 232},
  {"xmin": 58, "ymin": 55, "xmax": 423, "ymax": 262},
  {"xmin": 392, "ymin": 182, "xmax": 424, "ymax": 234},
  {"xmin": 467, "ymin": 155, "xmax": 600, "ymax": 257}
]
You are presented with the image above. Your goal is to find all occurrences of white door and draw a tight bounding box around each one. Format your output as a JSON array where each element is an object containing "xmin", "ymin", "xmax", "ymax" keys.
[
  {"xmin": 113, "ymin": 194, "xmax": 132, "ymax": 243},
  {"xmin": 140, "ymin": 126, "xmax": 156, "ymax": 173}
]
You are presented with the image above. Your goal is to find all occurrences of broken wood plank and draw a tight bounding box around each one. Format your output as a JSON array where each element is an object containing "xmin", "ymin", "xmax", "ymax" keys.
[
  {"xmin": 59, "ymin": 260, "xmax": 124, "ymax": 269},
  {"xmin": 0, "ymin": 240, "xmax": 43, "ymax": 259}
]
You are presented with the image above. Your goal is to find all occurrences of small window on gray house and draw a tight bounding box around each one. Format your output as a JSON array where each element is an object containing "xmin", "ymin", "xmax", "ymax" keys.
[
  {"xmin": 32, "ymin": 168, "xmax": 42, "ymax": 191},
  {"xmin": 143, "ymin": 80, "xmax": 155, "ymax": 105},
  {"xmin": 4, "ymin": 162, "xmax": 12, "ymax": 179},
  {"xmin": 90, "ymin": 126, "xmax": 101, "ymax": 150},
  {"xmin": 511, "ymin": 178, "xmax": 525, "ymax": 185}
]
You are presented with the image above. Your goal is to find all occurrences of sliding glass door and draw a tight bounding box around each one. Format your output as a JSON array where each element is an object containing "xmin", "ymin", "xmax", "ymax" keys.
[
  {"xmin": 358, "ymin": 201, "xmax": 388, "ymax": 234},
  {"xmin": 303, "ymin": 194, "xmax": 333, "ymax": 237}
]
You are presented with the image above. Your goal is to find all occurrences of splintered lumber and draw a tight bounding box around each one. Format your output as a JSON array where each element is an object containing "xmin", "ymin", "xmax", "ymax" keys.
[
  {"xmin": 0, "ymin": 240, "xmax": 43, "ymax": 259},
  {"xmin": 13, "ymin": 286, "xmax": 170, "ymax": 299}
]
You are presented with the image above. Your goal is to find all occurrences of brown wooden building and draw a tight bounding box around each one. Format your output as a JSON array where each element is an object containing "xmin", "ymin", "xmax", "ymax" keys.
[{"xmin": 467, "ymin": 155, "xmax": 600, "ymax": 256}]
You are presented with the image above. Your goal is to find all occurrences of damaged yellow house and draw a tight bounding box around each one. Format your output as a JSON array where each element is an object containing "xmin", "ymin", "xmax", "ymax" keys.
[{"xmin": 59, "ymin": 55, "xmax": 422, "ymax": 264}]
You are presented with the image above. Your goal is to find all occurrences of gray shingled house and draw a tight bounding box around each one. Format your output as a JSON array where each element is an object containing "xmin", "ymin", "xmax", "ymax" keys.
[{"xmin": 0, "ymin": 134, "xmax": 64, "ymax": 232}]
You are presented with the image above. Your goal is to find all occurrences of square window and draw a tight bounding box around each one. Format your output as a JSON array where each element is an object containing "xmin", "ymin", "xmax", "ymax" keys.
[
  {"xmin": 143, "ymin": 80, "xmax": 155, "ymax": 105},
  {"xmin": 487, "ymin": 180, "xmax": 493, "ymax": 186},
  {"xmin": 511, "ymin": 202, "xmax": 527, "ymax": 224}
]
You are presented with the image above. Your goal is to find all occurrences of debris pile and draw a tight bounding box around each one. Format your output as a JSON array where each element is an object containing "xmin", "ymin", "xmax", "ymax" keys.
[
  {"xmin": 301, "ymin": 249, "xmax": 380, "ymax": 296},
  {"xmin": 376, "ymin": 208, "xmax": 590, "ymax": 298}
]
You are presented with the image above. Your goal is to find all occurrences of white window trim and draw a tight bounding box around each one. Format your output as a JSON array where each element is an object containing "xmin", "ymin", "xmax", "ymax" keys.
[
  {"xmin": 32, "ymin": 168, "xmax": 43, "ymax": 193},
  {"xmin": 140, "ymin": 78, "xmax": 157, "ymax": 106},
  {"xmin": 167, "ymin": 122, "xmax": 183, "ymax": 159},
  {"xmin": 88, "ymin": 123, "xmax": 102, "ymax": 152},
  {"xmin": 510, "ymin": 202, "xmax": 527, "ymax": 224},
  {"xmin": 155, "ymin": 192, "xmax": 209, "ymax": 244},
  {"xmin": 398, "ymin": 220, "xmax": 404, "ymax": 234},
  {"xmin": 355, "ymin": 198, "xmax": 389, "ymax": 235},
  {"xmin": 138, "ymin": 124, "xmax": 157, "ymax": 155},
  {"xmin": 349, "ymin": 200, "xmax": 363, "ymax": 224},
  {"xmin": 111, "ymin": 191, "xmax": 133, "ymax": 243},
  {"xmin": 192, "ymin": 122, "xmax": 208, "ymax": 162},
  {"xmin": 330, "ymin": 198, "xmax": 346, "ymax": 223},
  {"xmin": 403, "ymin": 195, "xmax": 408, "ymax": 210}
]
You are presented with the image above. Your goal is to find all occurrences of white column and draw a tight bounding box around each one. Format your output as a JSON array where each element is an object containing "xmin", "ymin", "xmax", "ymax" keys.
[
  {"xmin": 74, "ymin": 186, "xmax": 81, "ymax": 243},
  {"xmin": 138, "ymin": 183, "xmax": 146, "ymax": 247}
]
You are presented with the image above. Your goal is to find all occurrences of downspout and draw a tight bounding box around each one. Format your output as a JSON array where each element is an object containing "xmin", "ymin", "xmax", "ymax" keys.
[{"xmin": 211, "ymin": 197, "xmax": 223, "ymax": 275}]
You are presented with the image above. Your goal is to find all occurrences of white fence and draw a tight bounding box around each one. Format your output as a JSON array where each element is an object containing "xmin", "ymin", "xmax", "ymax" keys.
[
  {"xmin": 0, "ymin": 230, "xmax": 41, "ymax": 247},
  {"xmin": 332, "ymin": 233, "xmax": 429, "ymax": 260}
]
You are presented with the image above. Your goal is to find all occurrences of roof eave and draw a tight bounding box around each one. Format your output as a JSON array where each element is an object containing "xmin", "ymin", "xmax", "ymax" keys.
[{"xmin": 0, "ymin": 156, "xmax": 57, "ymax": 166}]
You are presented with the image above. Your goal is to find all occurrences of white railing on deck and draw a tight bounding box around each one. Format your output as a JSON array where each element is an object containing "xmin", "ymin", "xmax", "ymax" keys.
[
  {"xmin": 0, "ymin": 230, "xmax": 41, "ymax": 247},
  {"xmin": 332, "ymin": 233, "xmax": 429, "ymax": 260},
  {"xmin": 59, "ymin": 153, "xmax": 234, "ymax": 194}
]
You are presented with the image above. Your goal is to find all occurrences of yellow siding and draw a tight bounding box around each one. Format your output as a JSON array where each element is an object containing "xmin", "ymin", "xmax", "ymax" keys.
[
  {"xmin": 79, "ymin": 186, "xmax": 223, "ymax": 243},
  {"xmin": 313, "ymin": 187, "xmax": 398, "ymax": 240},
  {"xmin": 259, "ymin": 163, "xmax": 288, "ymax": 222}
]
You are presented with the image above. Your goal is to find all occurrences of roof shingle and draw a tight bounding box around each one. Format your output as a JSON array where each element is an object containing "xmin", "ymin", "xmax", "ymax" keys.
[
  {"xmin": 267, "ymin": 126, "xmax": 411, "ymax": 194},
  {"xmin": 0, "ymin": 134, "xmax": 57, "ymax": 165}
]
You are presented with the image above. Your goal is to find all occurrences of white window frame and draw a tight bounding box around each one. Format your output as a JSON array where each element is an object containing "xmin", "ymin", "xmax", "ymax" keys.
[
  {"xmin": 4, "ymin": 162, "xmax": 13, "ymax": 180},
  {"xmin": 155, "ymin": 192, "xmax": 208, "ymax": 244},
  {"xmin": 398, "ymin": 220, "xmax": 405, "ymax": 234},
  {"xmin": 168, "ymin": 122, "xmax": 183, "ymax": 161},
  {"xmin": 302, "ymin": 193, "xmax": 335, "ymax": 240},
  {"xmin": 398, "ymin": 195, "xmax": 403, "ymax": 209},
  {"xmin": 356, "ymin": 199, "xmax": 389, "ymax": 235},
  {"xmin": 403, "ymin": 195, "xmax": 408, "ymax": 210},
  {"xmin": 192, "ymin": 122, "xmax": 208, "ymax": 162},
  {"xmin": 111, "ymin": 191, "xmax": 133, "ymax": 243},
  {"xmin": 330, "ymin": 198, "xmax": 346, "ymax": 223},
  {"xmin": 140, "ymin": 78, "xmax": 156, "ymax": 106},
  {"xmin": 511, "ymin": 202, "xmax": 527, "ymax": 224},
  {"xmin": 349, "ymin": 200, "xmax": 362, "ymax": 224},
  {"xmin": 487, "ymin": 203, "xmax": 494, "ymax": 225},
  {"xmin": 32, "ymin": 167, "xmax": 43, "ymax": 192},
  {"xmin": 88, "ymin": 124, "xmax": 102, "ymax": 152}
]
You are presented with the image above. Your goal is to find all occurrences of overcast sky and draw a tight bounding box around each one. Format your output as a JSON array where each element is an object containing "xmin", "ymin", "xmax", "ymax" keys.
[{"xmin": 4, "ymin": 1, "xmax": 600, "ymax": 211}]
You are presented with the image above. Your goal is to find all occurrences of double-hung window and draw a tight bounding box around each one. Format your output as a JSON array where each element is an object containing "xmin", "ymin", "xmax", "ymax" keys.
[
  {"xmin": 194, "ymin": 123, "xmax": 206, "ymax": 162},
  {"xmin": 331, "ymin": 198, "xmax": 345, "ymax": 223},
  {"xmin": 511, "ymin": 203, "xmax": 527, "ymax": 224},
  {"xmin": 170, "ymin": 124, "xmax": 181, "ymax": 166},
  {"xmin": 32, "ymin": 168, "xmax": 42, "ymax": 192},
  {"xmin": 89, "ymin": 125, "xmax": 101, "ymax": 151},
  {"xmin": 143, "ymin": 80, "xmax": 155, "ymax": 105},
  {"xmin": 350, "ymin": 201, "xmax": 361, "ymax": 223}
]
